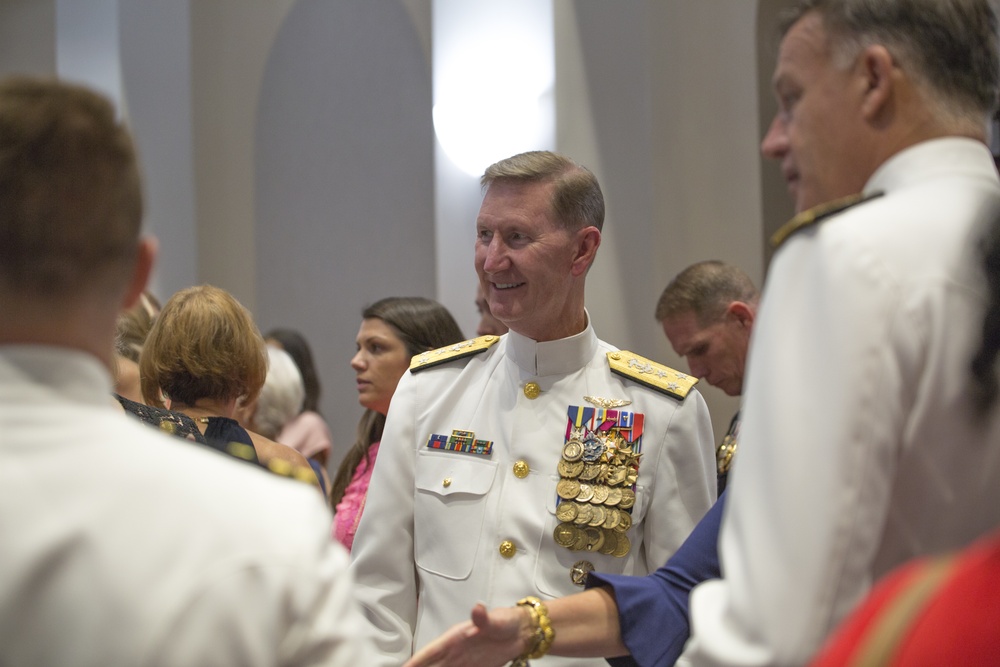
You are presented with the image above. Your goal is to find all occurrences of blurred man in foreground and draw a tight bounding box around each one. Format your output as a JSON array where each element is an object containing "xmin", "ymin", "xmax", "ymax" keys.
[{"xmin": 0, "ymin": 77, "xmax": 373, "ymax": 665}]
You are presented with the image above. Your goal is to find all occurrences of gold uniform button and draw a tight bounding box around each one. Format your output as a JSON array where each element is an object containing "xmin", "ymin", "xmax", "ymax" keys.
[
  {"xmin": 499, "ymin": 540, "xmax": 517, "ymax": 558},
  {"xmin": 524, "ymin": 382, "xmax": 541, "ymax": 399},
  {"xmin": 442, "ymin": 477, "xmax": 452, "ymax": 488},
  {"xmin": 513, "ymin": 460, "xmax": 530, "ymax": 478}
]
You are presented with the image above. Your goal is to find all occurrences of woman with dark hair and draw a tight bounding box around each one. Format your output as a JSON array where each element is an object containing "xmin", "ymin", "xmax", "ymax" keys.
[
  {"xmin": 266, "ymin": 328, "xmax": 334, "ymax": 466},
  {"xmin": 331, "ymin": 297, "xmax": 465, "ymax": 551}
]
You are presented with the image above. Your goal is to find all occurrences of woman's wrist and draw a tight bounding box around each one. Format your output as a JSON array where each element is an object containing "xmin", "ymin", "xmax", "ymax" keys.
[{"xmin": 510, "ymin": 596, "xmax": 555, "ymax": 665}]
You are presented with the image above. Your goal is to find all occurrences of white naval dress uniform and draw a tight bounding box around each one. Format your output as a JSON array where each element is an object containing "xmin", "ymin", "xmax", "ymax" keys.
[
  {"xmin": 350, "ymin": 320, "xmax": 716, "ymax": 666},
  {"xmin": 681, "ymin": 138, "xmax": 1000, "ymax": 666},
  {"xmin": 0, "ymin": 346, "xmax": 376, "ymax": 666}
]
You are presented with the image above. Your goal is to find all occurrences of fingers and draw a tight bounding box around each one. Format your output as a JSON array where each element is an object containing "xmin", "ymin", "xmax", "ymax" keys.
[{"xmin": 470, "ymin": 603, "xmax": 490, "ymax": 631}]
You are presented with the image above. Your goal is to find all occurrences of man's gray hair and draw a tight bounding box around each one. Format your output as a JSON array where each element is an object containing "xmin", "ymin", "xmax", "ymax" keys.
[
  {"xmin": 780, "ymin": 0, "xmax": 999, "ymax": 124},
  {"xmin": 481, "ymin": 151, "xmax": 606, "ymax": 232}
]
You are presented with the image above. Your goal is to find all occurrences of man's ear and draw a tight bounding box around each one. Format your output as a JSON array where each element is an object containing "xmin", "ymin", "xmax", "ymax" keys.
[
  {"xmin": 726, "ymin": 301, "xmax": 755, "ymax": 329},
  {"xmin": 122, "ymin": 236, "xmax": 158, "ymax": 310},
  {"xmin": 570, "ymin": 226, "xmax": 602, "ymax": 277},
  {"xmin": 858, "ymin": 44, "xmax": 896, "ymax": 122}
]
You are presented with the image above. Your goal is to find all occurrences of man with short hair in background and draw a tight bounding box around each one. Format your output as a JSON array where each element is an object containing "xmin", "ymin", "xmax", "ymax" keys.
[{"xmin": 656, "ymin": 260, "xmax": 759, "ymax": 494}]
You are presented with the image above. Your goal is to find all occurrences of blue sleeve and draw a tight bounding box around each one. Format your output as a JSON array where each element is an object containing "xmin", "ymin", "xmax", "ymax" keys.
[{"xmin": 586, "ymin": 491, "xmax": 726, "ymax": 667}]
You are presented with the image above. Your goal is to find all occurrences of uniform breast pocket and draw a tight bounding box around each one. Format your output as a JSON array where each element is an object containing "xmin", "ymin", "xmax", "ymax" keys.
[{"xmin": 414, "ymin": 451, "xmax": 498, "ymax": 579}]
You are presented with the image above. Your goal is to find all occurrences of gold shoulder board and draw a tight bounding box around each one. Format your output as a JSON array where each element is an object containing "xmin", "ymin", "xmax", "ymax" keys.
[
  {"xmin": 770, "ymin": 191, "xmax": 885, "ymax": 249},
  {"xmin": 410, "ymin": 335, "xmax": 502, "ymax": 373},
  {"xmin": 607, "ymin": 351, "xmax": 698, "ymax": 400}
]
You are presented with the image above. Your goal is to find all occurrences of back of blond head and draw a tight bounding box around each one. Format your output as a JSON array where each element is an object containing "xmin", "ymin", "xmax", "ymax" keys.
[{"xmin": 140, "ymin": 285, "xmax": 267, "ymax": 408}]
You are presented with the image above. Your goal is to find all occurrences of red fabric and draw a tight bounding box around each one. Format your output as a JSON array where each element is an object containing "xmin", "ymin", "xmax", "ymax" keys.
[{"xmin": 811, "ymin": 531, "xmax": 1000, "ymax": 666}]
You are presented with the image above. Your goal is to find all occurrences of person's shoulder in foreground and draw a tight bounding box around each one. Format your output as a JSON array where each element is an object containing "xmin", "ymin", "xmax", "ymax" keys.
[
  {"xmin": 0, "ymin": 74, "xmax": 374, "ymax": 666},
  {"xmin": 0, "ymin": 346, "xmax": 377, "ymax": 666},
  {"xmin": 811, "ymin": 529, "xmax": 1000, "ymax": 666}
]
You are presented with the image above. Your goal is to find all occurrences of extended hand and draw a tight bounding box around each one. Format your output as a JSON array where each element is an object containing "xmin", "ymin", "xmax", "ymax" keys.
[{"xmin": 403, "ymin": 603, "xmax": 526, "ymax": 667}]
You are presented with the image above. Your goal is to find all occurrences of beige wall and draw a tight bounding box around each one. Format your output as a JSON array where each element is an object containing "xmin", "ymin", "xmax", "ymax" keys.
[
  {"xmin": 0, "ymin": 0, "xmax": 786, "ymax": 464},
  {"xmin": 555, "ymin": 1, "xmax": 764, "ymax": 440}
]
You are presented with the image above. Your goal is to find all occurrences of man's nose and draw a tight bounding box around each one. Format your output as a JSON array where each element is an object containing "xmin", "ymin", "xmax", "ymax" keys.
[
  {"xmin": 482, "ymin": 237, "xmax": 509, "ymax": 273},
  {"xmin": 761, "ymin": 114, "xmax": 788, "ymax": 160}
]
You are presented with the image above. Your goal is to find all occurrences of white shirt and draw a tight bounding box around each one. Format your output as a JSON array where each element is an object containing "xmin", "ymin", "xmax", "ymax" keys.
[
  {"xmin": 0, "ymin": 346, "xmax": 376, "ymax": 666},
  {"xmin": 350, "ymin": 320, "xmax": 716, "ymax": 666},
  {"xmin": 682, "ymin": 138, "xmax": 1000, "ymax": 666}
]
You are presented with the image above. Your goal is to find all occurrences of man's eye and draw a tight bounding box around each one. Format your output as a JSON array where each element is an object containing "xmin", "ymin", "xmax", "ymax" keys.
[{"xmin": 779, "ymin": 91, "xmax": 799, "ymax": 115}]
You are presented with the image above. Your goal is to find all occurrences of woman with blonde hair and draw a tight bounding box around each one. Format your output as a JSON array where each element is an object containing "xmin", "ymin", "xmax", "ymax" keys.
[{"xmin": 141, "ymin": 285, "xmax": 316, "ymax": 479}]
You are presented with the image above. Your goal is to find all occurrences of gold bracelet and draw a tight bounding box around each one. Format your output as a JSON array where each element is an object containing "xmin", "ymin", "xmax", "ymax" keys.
[{"xmin": 512, "ymin": 596, "xmax": 555, "ymax": 664}]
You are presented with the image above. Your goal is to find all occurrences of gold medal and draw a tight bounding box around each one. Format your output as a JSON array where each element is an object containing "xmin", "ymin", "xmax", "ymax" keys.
[
  {"xmin": 579, "ymin": 463, "xmax": 601, "ymax": 481},
  {"xmin": 585, "ymin": 527, "xmax": 605, "ymax": 551},
  {"xmin": 615, "ymin": 511, "xmax": 632, "ymax": 532},
  {"xmin": 603, "ymin": 507, "xmax": 621, "ymax": 530},
  {"xmin": 599, "ymin": 530, "xmax": 618, "ymax": 555},
  {"xmin": 612, "ymin": 533, "xmax": 632, "ymax": 557},
  {"xmin": 717, "ymin": 435, "xmax": 737, "ymax": 474},
  {"xmin": 606, "ymin": 466, "xmax": 627, "ymax": 486},
  {"xmin": 573, "ymin": 503, "xmax": 594, "ymax": 526},
  {"xmin": 576, "ymin": 483, "xmax": 595, "ymax": 503},
  {"xmin": 571, "ymin": 528, "xmax": 590, "ymax": 551},
  {"xmin": 556, "ymin": 502, "xmax": 578, "ymax": 523},
  {"xmin": 562, "ymin": 440, "xmax": 584, "ymax": 461},
  {"xmin": 590, "ymin": 485, "xmax": 610, "ymax": 505},
  {"xmin": 619, "ymin": 488, "xmax": 636, "ymax": 509},
  {"xmin": 558, "ymin": 459, "xmax": 584, "ymax": 478},
  {"xmin": 605, "ymin": 487, "xmax": 623, "ymax": 506},
  {"xmin": 570, "ymin": 560, "xmax": 595, "ymax": 586},
  {"xmin": 557, "ymin": 478, "xmax": 581, "ymax": 500},
  {"xmin": 588, "ymin": 505, "xmax": 607, "ymax": 527},
  {"xmin": 554, "ymin": 523, "xmax": 577, "ymax": 548}
]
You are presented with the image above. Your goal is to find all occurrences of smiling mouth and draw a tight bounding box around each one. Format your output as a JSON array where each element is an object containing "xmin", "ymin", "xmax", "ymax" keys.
[{"xmin": 493, "ymin": 282, "xmax": 525, "ymax": 290}]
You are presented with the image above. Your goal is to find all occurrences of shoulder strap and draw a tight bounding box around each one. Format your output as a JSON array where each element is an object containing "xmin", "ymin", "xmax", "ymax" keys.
[
  {"xmin": 409, "ymin": 334, "xmax": 501, "ymax": 373},
  {"xmin": 606, "ymin": 351, "xmax": 698, "ymax": 400},
  {"xmin": 770, "ymin": 191, "xmax": 884, "ymax": 249}
]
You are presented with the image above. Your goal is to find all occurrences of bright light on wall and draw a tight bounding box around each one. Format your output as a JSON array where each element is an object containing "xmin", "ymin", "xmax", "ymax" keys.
[{"xmin": 433, "ymin": 0, "xmax": 555, "ymax": 178}]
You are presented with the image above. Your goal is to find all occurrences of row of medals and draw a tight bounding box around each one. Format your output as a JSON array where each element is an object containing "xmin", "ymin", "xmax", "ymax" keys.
[{"xmin": 554, "ymin": 429, "xmax": 639, "ymax": 558}]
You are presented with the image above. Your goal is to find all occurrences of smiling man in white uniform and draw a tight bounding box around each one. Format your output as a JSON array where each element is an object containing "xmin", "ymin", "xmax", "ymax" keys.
[
  {"xmin": 680, "ymin": 1, "xmax": 1000, "ymax": 665},
  {"xmin": 350, "ymin": 150, "xmax": 716, "ymax": 666}
]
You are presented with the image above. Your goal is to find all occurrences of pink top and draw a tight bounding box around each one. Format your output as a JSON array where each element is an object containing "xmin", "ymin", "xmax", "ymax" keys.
[
  {"xmin": 277, "ymin": 410, "xmax": 333, "ymax": 460},
  {"xmin": 332, "ymin": 441, "xmax": 380, "ymax": 552}
]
